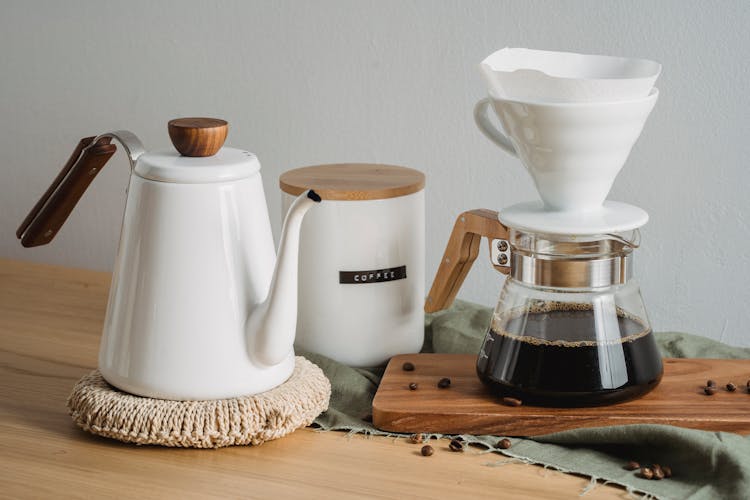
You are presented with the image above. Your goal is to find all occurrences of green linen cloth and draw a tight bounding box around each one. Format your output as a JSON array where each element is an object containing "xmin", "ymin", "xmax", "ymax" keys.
[{"xmin": 299, "ymin": 301, "xmax": 750, "ymax": 500}]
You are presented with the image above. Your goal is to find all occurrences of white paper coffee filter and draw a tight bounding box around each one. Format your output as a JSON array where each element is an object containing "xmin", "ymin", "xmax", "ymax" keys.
[{"xmin": 480, "ymin": 48, "xmax": 661, "ymax": 102}]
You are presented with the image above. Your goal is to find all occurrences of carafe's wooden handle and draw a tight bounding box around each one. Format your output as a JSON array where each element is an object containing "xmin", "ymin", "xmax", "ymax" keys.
[
  {"xmin": 17, "ymin": 137, "xmax": 117, "ymax": 247},
  {"xmin": 424, "ymin": 209, "xmax": 510, "ymax": 313}
]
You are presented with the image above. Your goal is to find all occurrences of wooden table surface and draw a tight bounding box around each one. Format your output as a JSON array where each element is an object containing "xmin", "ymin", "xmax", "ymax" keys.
[{"xmin": 0, "ymin": 258, "xmax": 626, "ymax": 499}]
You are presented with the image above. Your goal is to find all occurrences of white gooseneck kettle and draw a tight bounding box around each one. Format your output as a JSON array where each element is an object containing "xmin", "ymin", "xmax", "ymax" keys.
[{"xmin": 17, "ymin": 118, "xmax": 321, "ymax": 400}]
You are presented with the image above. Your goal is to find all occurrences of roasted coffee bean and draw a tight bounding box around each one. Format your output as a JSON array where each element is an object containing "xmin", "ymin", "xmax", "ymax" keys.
[
  {"xmin": 409, "ymin": 382, "xmax": 418, "ymax": 391},
  {"xmin": 402, "ymin": 362, "xmax": 415, "ymax": 371},
  {"xmin": 502, "ymin": 397, "xmax": 523, "ymax": 407},
  {"xmin": 497, "ymin": 438, "xmax": 512, "ymax": 449},
  {"xmin": 640, "ymin": 467, "xmax": 654, "ymax": 480},
  {"xmin": 726, "ymin": 382, "xmax": 737, "ymax": 392},
  {"xmin": 624, "ymin": 461, "xmax": 640, "ymax": 471},
  {"xmin": 704, "ymin": 386, "xmax": 717, "ymax": 395},
  {"xmin": 662, "ymin": 465, "xmax": 673, "ymax": 478},
  {"xmin": 421, "ymin": 445, "xmax": 434, "ymax": 456},
  {"xmin": 437, "ymin": 377, "xmax": 451, "ymax": 389},
  {"xmin": 707, "ymin": 379, "xmax": 717, "ymax": 387},
  {"xmin": 409, "ymin": 433, "xmax": 425, "ymax": 444},
  {"xmin": 449, "ymin": 439, "xmax": 464, "ymax": 452}
]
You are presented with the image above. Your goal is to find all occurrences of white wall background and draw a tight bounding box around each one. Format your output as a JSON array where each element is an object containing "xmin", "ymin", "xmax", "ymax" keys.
[{"xmin": 1, "ymin": 0, "xmax": 748, "ymax": 345}]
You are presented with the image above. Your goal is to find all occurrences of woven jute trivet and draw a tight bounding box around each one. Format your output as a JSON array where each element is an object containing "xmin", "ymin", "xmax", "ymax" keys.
[{"xmin": 67, "ymin": 356, "xmax": 331, "ymax": 448}]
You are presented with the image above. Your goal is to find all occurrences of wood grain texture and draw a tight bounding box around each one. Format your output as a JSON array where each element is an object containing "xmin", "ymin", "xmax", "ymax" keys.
[
  {"xmin": 425, "ymin": 209, "xmax": 510, "ymax": 313},
  {"xmin": 17, "ymin": 136, "xmax": 96, "ymax": 240},
  {"xmin": 279, "ymin": 164, "xmax": 425, "ymax": 200},
  {"xmin": 17, "ymin": 137, "xmax": 116, "ymax": 247},
  {"xmin": 373, "ymin": 354, "xmax": 750, "ymax": 436},
  {"xmin": 0, "ymin": 259, "xmax": 625, "ymax": 498},
  {"xmin": 167, "ymin": 117, "xmax": 227, "ymax": 157}
]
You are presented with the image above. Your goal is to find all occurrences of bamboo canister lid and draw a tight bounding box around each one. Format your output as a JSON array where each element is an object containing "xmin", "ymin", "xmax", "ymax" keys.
[{"xmin": 279, "ymin": 164, "xmax": 425, "ymax": 201}]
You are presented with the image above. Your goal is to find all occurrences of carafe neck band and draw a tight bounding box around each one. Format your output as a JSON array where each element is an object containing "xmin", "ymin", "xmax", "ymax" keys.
[
  {"xmin": 508, "ymin": 229, "xmax": 637, "ymax": 288},
  {"xmin": 511, "ymin": 251, "xmax": 632, "ymax": 288}
]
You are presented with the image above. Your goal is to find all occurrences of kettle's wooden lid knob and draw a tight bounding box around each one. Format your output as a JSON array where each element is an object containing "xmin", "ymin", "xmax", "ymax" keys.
[{"xmin": 168, "ymin": 118, "xmax": 228, "ymax": 157}]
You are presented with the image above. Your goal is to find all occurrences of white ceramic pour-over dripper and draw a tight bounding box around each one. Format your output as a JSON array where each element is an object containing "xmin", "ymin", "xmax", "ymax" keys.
[
  {"xmin": 475, "ymin": 89, "xmax": 659, "ymax": 212},
  {"xmin": 479, "ymin": 47, "xmax": 661, "ymax": 103}
]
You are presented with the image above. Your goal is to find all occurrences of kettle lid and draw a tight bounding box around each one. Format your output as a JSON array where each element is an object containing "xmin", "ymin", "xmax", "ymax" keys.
[{"xmin": 134, "ymin": 118, "xmax": 260, "ymax": 183}]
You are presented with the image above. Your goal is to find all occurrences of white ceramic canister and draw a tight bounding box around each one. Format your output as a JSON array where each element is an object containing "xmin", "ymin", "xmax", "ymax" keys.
[{"xmin": 280, "ymin": 164, "xmax": 425, "ymax": 367}]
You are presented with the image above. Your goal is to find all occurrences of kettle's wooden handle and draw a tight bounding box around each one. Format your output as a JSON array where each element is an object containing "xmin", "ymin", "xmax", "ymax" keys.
[
  {"xmin": 424, "ymin": 209, "xmax": 510, "ymax": 313},
  {"xmin": 17, "ymin": 137, "xmax": 117, "ymax": 247}
]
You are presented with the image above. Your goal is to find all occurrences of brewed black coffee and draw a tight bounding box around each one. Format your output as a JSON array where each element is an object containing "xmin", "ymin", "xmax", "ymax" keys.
[{"xmin": 476, "ymin": 306, "xmax": 663, "ymax": 407}]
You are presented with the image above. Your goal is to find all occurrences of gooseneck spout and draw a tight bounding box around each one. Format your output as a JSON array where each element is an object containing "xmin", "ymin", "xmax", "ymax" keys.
[{"xmin": 248, "ymin": 189, "xmax": 321, "ymax": 366}]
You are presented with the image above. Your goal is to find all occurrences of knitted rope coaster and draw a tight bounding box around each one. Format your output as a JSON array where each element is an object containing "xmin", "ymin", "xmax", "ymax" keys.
[{"xmin": 67, "ymin": 356, "xmax": 331, "ymax": 448}]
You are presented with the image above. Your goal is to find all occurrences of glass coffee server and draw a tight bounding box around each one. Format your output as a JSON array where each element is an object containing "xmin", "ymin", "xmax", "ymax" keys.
[{"xmin": 476, "ymin": 228, "xmax": 661, "ymax": 406}]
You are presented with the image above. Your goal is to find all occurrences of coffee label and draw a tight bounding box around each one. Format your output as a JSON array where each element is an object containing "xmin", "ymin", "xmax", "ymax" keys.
[{"xmin": 339, "ymin": 265, "xmax": 407, "ymax": 284}]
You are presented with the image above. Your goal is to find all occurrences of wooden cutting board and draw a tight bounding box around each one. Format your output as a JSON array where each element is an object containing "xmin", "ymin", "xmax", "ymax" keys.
[{"xmin": 372, "ymin": 354, "xmax": 750, "ymax": 436}]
